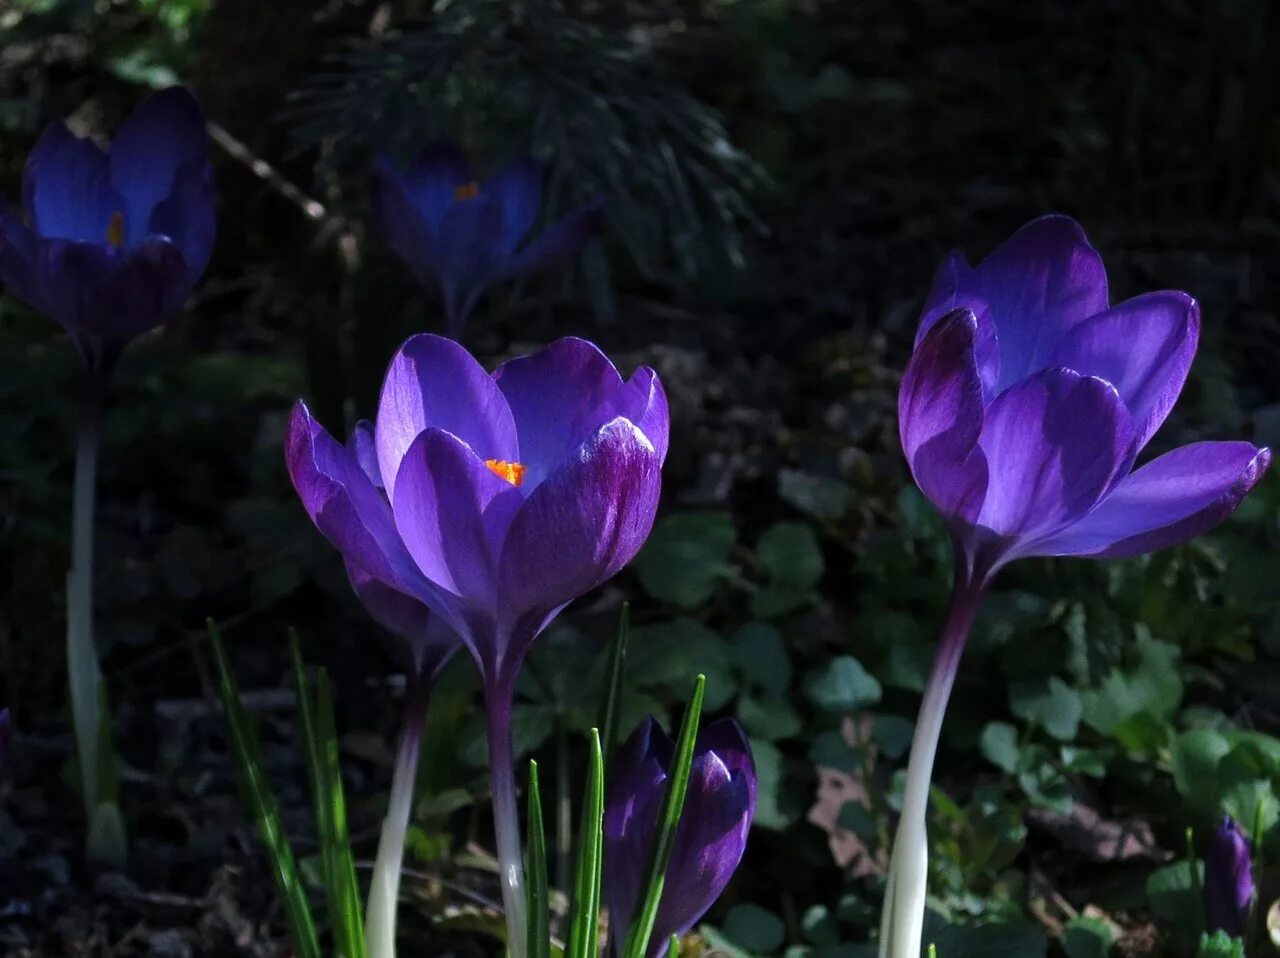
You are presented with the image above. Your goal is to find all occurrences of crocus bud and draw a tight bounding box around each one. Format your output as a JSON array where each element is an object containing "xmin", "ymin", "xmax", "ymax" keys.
[
  {"xmin": 604, "ymin": 716, "xmax": 756, "ymax": 957},
  {"xmin": 1204, "ymin": 816, "xmax": 1255, "ymax": 938}
]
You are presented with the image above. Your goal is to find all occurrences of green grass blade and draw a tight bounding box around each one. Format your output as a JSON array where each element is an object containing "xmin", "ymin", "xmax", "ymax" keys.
[
  {"xmin": 597, "ymin": 603, "xmax": 630, "ymax": 771},
  {"xmin": 669, "ymin": 934, "xmax": 680, "ymax": 958},
  {"xmin": 621, "ymin": 676, "xmax": 706, "ymax": 958},
  {"xmin": 316, "ymin": 669, "xmax": 367, "ymax": 957},
  {"xmin": 209, "ymin": 620, "xmax": 321, "ymax": 958},
  {"xmin": 527, "ymin": 760, "xmax": 551, "ymax": 958},
  {"xmin": 565, "ymin": 729, "xmax": 606, "ymax": 958},
  {"xmin": 289, "ymin": 633, "xmax": 365, "ymax": 957}
]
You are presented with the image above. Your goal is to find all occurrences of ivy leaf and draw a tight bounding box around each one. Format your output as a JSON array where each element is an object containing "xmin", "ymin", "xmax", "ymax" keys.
[
  {"xmin": 636, "ymin": 512, "xmax": 736, "ymax": 608},
  {"xmin": 805, "ymin": 657, "xmax": 881, "ymax": 712}
]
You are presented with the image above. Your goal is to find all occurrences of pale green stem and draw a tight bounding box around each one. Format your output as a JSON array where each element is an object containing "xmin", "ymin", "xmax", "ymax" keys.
[
  {"xmin": 365, "ymin": 675, "xmax": 432, "ymax": 958},
  {"xmin": 486, "ymin": 672, "xmax": 528, "ymax": 958},
  {"xmin": 880, "ymin": 569, "xmax": 986, "ymax": 958},
  {"xmin": 67, "ymin": 382, "xmax": 103, "ymax": 818}
]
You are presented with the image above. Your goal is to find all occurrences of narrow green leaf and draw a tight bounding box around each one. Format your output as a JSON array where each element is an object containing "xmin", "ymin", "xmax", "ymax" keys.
[
  {"xmin": 622, "ymin": 676, "xmax": 707, "ymax": 958},
  {"xmin": 598, "ymin": 603, "xmax": 630, "ymax": 770},
  {"xmin": 566, "ymin": 729, "xmax": 606, "ymax": 958},
  {"xmin": 209, "ymin": 620, "xmax": 321, "ymax": 958},
  {"xmin": 316, "ymin": 669, "xmax": 366, "ymax": 957},
  {"xmin": 669, "ymin": 934, "xmax": 680, "ymax": 958},
  {"xmin": 527, "ymin": 760, "xmax": 551, "ymax": 958},
  {"xmin": 289, "ymin": 632, "xmax": 365, "ymax": 956}
]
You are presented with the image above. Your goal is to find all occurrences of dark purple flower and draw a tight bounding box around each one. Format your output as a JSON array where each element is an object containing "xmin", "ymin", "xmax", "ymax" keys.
[
  {"xmin": 285, "ymin": 334, "xmax": 667, "ymax": 689},
  {"xmin": 0, "ymin": 87, "xmax": 215, "ymax": 369},
  {"xmin": 372, "ymin": 142, "xmax": 603, "ymax": 334},
  {"xmin": 899, "ymin": 215, "xmax": 1270, "ymax": 577},
  {"xmin": 1205, "ymin": 816, "xmax": 1255, "ymax": 938},
  {"xmin": 604, "ymin": 717, "xmax": 756, "ymax": 958}
]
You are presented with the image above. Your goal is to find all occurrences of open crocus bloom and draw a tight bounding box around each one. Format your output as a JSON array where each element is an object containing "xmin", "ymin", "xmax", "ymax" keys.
[
  {"xmin": 899, "ymin": 215, "xmax": 1270, "ymax": 577},
  {"xmin": 0, "ymin": 87, "xmax": 215, "ymax": 369},
  {"xmin": 287, "ymin": 334, "xmax": 667, "ymax": 688},
  {"xmin": 604, "ymin": 717, "xmax": 756, "ymax": 958},
  {"xmin": 372, "ymin": 142, "xmax": 602, "ymax": 332}
]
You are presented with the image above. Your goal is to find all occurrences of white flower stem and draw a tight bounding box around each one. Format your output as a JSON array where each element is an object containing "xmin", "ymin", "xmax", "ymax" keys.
[
  {"xmin": 365, "ymin": 674, "xmax": 432, "ymax": 958},
  {"xmin": 881, "ymin": 568, "xmax": 986, "ymax": 958},
  {"xmin": 487, "ymin": 672, "xmax": 528, "ymax": 958}
]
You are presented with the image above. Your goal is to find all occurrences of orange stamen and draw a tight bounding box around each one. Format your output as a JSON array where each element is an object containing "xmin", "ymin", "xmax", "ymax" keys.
[
  {"xmin": 106, "ymin": 211, "xmax": 125, "ymax": 248},
  {"xmin": 485, "ymin": 459, "xmax": 526, "ymax": 486},
  {"xmin": 453, "ymin": 181, "xmax": 481, "ymax": 201}
]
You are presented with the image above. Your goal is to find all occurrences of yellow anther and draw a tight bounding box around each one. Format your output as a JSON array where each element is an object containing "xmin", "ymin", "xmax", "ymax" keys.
[
  {"xmin": 485, "ymin": 459, "xmax": 526, "ymax": 486},
  {"xmin": 106, "ymin": 211, "xmax": 125, "ymax": 248},
  {"xmin": 453, "ymin": 181, "xmax": 481, "ymax": 201}
]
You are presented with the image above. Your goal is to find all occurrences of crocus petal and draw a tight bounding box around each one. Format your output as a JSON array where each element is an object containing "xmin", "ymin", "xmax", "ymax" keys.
[
  {"xmin": 148, "ymin": 155, "xmax": 217, "ymax": 279},
  {"xmin": 695, "ymin": 718, "xmax": 757, "ymax": 806},
  {"xmin": 390, "ymin": 427, "xmax": 525, "ymax": 613},
  {"xmin": 493, "ymin": 337, "xmax": 667, "ymax": 488},
  {"xmin": 349, "ymin": 419, "xmax": 383, "ymax": 488},
  {"xmin": 975, "ymin": 367, "xmax": 1134, "ymax": 546},
  {"xmin": 898, "ymin": 309, "xmax": 990, "ymax": 523},
  {"xmin": 1204, "ymin": 816, "xmax": 1255, "ymax": 938},
  {"xmin": 24, "ymin": 123, "xmax": 121, "ymax": 243},
  {"xmin": 928, "ymin": 216, "xmax": 1109, "ymax": 391},
  {"xmin": 1032, "ymin": 442, "xmax": 1270, "ymax": 559},
  {"xmin": 435, "ymin": 193, "xmax": 505, "ymax": 326},
  {"xmin": 40, "ymin": 235, "xmax": 191, "ymax": 342},
  {"xmin": 498, "ymin": 417, "xmax": 662, "ymax": 650},
  {"xmin": 397, "ymin": 141, "xmax": 472, "ymax": 233},
  {"xmin": 371, "ymin": 156, "xmax": 440, "ymax": 286},
  {"xmin": 286, "ymin": 401, "xmax": 428, "ymax": 598},
  {"xmin": 108, "ymin": 87, "xmax": 208, "ymax": 246},
  {"xmin": 653, "ymin": 751, "xmax": 753, "ymax": 952},
  {"xmin": 375, "ymin": 334, "xmax": 518, "ymax": 500},
  {"xmin": 916, "ymin": 251, "xmax": 1001, "ymax": 396},
  {"xmin": 485, "ymin": 157, "xmax": 543, "ymax": 255},
  {"xmin": 503, "ymin": 203, "xmax": 604, "ymax": 278},
  {"xmin": 1047, "ymin": 291, "xmax": 1199, "ymax": 450},
  {"xmin": 345, "ymin": 560, "xmax": 461, "ymax": 681}
]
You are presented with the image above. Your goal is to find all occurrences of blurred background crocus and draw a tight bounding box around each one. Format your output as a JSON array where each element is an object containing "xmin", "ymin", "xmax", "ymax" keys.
[
  {"xmin": 0, "ymin": 86, "xmax": 214, "ymax": 867},
  {"xmin": 286, "ymin": 334, "xmax": 667, "ymax": 956},
  {"xmin": 883, "ymin": 215, "xmax": 1271, "ymax": 958},
  {"xmin": 1204, "ymin": 816, "xmax": 1255, "ymax": 939},
  {"xmin": 604, "ymin": 716, "xmax": 756, "ymax": 958},
  {"xmin": 0, "ymin": 86, "xmax": 215, "ymax": 372},
  {"xmin": 372, "ymin": 142, "xmax": 602, "ymax": 336}
]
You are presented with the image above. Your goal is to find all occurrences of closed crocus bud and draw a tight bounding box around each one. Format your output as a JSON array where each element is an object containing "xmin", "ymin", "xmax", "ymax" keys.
[
  {"xmin": 371, "ymin": 142, "xmax": 602, "ymax": 334},
  {"xmin": 899, "ymin": 215, "xmax": 1269, "ymax": 579},
  {"xmin": 0, "ymin": 87, "xmax": 215, "ymax": 370},
  {"xmin": 604, "ymin": 717, "xmax": 756, "ymax": 958},
  {"xmin": 1204, "ymin": 816, "xmax": 1255, "ymax": 938}
]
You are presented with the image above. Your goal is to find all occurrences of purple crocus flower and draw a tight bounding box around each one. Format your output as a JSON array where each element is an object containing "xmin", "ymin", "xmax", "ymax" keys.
[
  {"xmin": 286, "ymin": 333, "xmax": 667, "ymax": 952},
  {"xmin": 900, "ymin": 215, "xmax": 1270, "ymax": 576},
  {"xmin": 604, "ymin": 717, "xmax": 756, "ymax": 958},
  {"xmin": 372, "ymin": 142, "xmax": 602, "ymax": 335},
  {"xmin": 0, "ymin": 87, "xmax": 215, "ymax": 371},
  {"xmin": 881, "ymin": 216, "xmax": 1271, "ymax": 958},
  {"xmin": 1204, "ymin": 816, "xmax": 1255, "ymax": 938}
]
